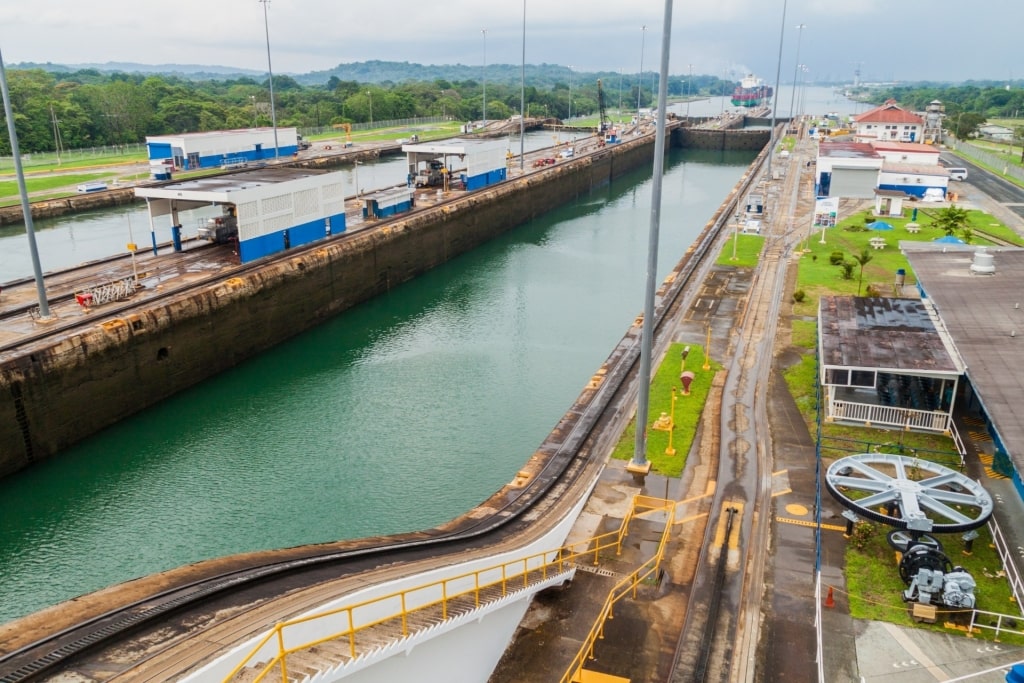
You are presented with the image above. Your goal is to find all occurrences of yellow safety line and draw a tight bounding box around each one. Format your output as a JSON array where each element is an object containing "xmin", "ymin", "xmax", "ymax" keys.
[
  {"xmin": 775, "ymin": 516, "xmax": 846, "ymax": 532},
  {"xmin": 771, "ymin": 488, "xmax": 792, "ymax": 498}
]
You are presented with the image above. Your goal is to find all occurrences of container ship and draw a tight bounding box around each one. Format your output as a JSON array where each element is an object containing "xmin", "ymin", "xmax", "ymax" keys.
[{"xmin": 731, "ymin": 75, "xmax": 773, "ymax": 108}]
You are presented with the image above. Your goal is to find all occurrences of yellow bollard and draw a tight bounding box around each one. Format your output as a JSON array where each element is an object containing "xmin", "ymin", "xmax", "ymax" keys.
[{"xmin": 665, "ymin": 387, "xmax": 677, "ymax": 456}]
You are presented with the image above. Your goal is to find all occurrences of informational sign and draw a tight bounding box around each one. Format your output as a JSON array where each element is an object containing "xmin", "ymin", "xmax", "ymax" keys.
[{"xmin": 813, "ymin": 196, "xmax": 839, "ymax": 227}]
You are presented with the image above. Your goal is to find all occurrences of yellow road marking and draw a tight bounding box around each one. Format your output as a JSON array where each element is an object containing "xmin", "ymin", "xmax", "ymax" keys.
[
  {"xmin": 771, "ymin": 488, "xmax": 792, "ymax": 498},
  {"xmin": 714, "ymin": 502, "xmax": 744, "ymax": 549},
  {"xmin": 776, "ymin": 516, "xmax": 846, "ymax": 532}
]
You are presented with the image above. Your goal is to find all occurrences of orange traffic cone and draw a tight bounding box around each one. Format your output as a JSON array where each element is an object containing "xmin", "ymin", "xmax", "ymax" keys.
[{"xmin": 825, "ymin": 586, "xmax": 835, "ymax": 608}]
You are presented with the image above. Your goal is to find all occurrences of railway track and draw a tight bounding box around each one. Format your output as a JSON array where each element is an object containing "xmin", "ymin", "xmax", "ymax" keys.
[{"xmin": 0, "ymin": 129, "xmax": 726, "ymax": 682}]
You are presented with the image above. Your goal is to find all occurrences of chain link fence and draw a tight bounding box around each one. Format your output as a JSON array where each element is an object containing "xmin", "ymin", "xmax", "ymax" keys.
[
  {"xmin": 950, "ymin": 139, "xmax": 1024, "ymax": 183},
  {"xmin": 0, "ymin": 143, "xmax": 148, "ymax": 172}
]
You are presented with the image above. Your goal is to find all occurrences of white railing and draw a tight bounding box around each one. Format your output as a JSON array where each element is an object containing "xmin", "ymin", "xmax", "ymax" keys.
[
  {"xmin": 987, "ymin": 515, "xmax": 1024, "ymax": 615},
  {"xmin": 829, "ymin": 399, "xmax": 949, "ymax": 433},
  {"xmin": 968, "ymin": 607, "xmax": 1024, "ymax": 639}
]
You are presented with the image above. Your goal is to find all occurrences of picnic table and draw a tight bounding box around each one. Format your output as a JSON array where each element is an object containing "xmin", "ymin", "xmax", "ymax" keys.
[
  {"xmin": 869, "ymin": 237, "xmax": 888, "ymax": 250},
  {"xmin": 906, "ymin": 223, "xmax": 920, "ymax": 234}
]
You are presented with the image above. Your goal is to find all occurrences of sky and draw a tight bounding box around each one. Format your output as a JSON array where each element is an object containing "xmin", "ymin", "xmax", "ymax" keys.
[{"xmin": 0, "ymin": 0, "xmax": 1018, "ymax": 85}]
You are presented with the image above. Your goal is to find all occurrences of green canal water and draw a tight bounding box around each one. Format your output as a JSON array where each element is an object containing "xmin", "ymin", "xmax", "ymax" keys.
[{"xmin": 0, "ymin": 147, "xmax": 755, "ymax": 624}]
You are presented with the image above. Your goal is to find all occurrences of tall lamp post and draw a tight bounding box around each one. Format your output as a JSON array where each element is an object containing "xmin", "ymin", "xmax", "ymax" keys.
[
  {"xmin": 519, "ymin": 0, "xmax": 526, "ymax": 170},
  {"xmin": 686, "ymin": 63, "xmax": 693, "ymax": 118},
  {"xmin": 567, "ymin": 65, "xmax": 573, "ymax": 122},
  {"xmin": 766, "ymin": 0, "xmax": 789, "ymax": 176},
  {"xmin": 481, "ymin": 28, "xmax": 487, "ymax": 128},
  {"xmin": 0, "ymin": 46, "xmax": 50, "ymax": 318},
  {"xmin": 367, "ymin": 91, "xmax": 373, "ymax": 125},
  {"xmin": 788, "ymin": 24, "xmax": 806, "ymax": 120},
  {"xmin": 637, "ymin": 25, "xmax": 647, "ymax": 121},
  {"xmin": 259, "ymin": 0, "xmax": 279, "ymax": 159},
  {"xmin": 629, "ymin": 0, "xmax": 675, "ymax": 476}
]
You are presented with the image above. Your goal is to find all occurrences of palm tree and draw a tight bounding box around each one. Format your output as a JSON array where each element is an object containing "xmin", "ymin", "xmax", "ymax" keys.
[
  {"xmin": 933, "ymin": 205, "xmax": 970, "ymax": 238},
  {"xmin": 853, "ymin": 248, "xmax": 873, "ymax": 295}
]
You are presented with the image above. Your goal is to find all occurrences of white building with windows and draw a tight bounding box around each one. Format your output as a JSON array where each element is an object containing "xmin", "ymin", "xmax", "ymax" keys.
[{"xmin": 853, "ymin": 99, "xmax": 925, "ymax": 143}]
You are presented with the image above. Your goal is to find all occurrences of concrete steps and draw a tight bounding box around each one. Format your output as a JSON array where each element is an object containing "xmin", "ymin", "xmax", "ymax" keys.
[{"xmin": 230, "ymin": 569, "xmax": 573, "ymax": 682}]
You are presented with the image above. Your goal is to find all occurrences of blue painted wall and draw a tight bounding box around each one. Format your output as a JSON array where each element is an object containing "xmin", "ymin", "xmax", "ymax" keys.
[{"xmin": 878, "ymin": 183, "xmax": 943, "ymax": 199}]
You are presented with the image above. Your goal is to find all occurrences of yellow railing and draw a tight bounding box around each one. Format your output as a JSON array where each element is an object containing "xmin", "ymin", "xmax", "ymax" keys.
[
  {"xmin": 223, "ymin": 493, "xmax": 686, "ymax": 683},
  {"xmin": 561, "ymin": 495, "xmax": 682, "ymax": 683}
]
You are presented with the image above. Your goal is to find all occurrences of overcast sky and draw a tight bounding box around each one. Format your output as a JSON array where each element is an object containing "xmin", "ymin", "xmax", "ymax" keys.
[{"xmin": 0, "ymin": 0, "xmax": 1018, "ymax": 84}]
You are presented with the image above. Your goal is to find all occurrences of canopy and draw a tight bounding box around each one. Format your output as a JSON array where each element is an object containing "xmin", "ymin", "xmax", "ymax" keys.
[
  {"xmin": 933, "ymin": 235, "xmax": 965, "ymax": 244},
  {"xmin": 868, "ymin": 221, "xmax": 893, "ymax": 231}
]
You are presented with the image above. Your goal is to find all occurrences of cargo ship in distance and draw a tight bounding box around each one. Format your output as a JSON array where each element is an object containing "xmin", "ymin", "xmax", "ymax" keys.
[{"xmin": 731, "ymin": 74, "xmax": 773, "ymax": 108}]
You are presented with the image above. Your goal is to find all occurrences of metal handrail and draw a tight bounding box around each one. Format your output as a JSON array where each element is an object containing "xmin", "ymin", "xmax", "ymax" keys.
[{"xmin": 987, "ymin": 515, "xmax": 1024, "ymax": 615}]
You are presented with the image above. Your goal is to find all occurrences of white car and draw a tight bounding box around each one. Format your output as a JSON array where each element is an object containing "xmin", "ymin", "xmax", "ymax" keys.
[{"xmin": 921, "ymin": 188, "xmax": 945, "ymax": 203}]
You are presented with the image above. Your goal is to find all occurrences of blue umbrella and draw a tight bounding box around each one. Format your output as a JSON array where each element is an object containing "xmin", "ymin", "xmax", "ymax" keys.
[
  {"xmin": 933, "ymin": 235, "xmax": 964, "ymax": 244},
  {"xmin": 868, "ymin": 221, "xmax": 893, "ymax": 230}
]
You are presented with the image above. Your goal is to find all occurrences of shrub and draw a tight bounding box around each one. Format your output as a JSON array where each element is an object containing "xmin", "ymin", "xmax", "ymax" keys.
[
  {"xmin": 840, "ymin": 261, "xmax": 855, "ymax": 280},
  {"xmin": 793, "ymin": 289, "xmax": 806, "ymax": 303},
  {"xmin": 829, "ymin": 251, "xmax": 845, "ymax": 265},
  {"xmin": 848, "ymin": 521, "xmax": 878, "ymax": 551}
]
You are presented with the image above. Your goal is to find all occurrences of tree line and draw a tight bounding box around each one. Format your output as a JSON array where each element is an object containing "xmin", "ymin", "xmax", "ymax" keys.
[{"xmin": 0, "ymin": 65, "xmax": 730, "ymax": 155}]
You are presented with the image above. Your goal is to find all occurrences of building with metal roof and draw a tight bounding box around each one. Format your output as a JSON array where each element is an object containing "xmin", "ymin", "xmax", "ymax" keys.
[
  {"xmin": 145, "ymin": 127, "xmax": 299, "ymax": 173},
  {"xmin": 906, "ymin": 246, "xmax": 1024, "ymax": 495},
  {"xmin": 134, "ymin": 166, "xmax": 346, "ymax": 263},
  {"xmin": 818, "ymin": 295, "xmax": 962, "ymax": 434}
]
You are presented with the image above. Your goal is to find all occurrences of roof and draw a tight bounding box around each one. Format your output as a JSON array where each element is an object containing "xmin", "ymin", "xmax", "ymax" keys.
[
  {"xmin": 817, "ymin": 141, "xmax": 880, "ymax": 160},
  {"xmin": 146, "ymin": 127, "xmax": 295, "ymax": 143},
  {"xmin": 134, "ymin": 167, "xmax": 333, "ymax": 208},
  {"xmin": 906, "ymin": 247, "xmax": 1024, "ymax": 469},
  {"xmin": 870, "ymin": 141, "xmax": 940, "ymax": 155},
  {"xmin": 818, "ymin": 296, "xmax": 960, "ymax": 374},
  {"xmin": 853, "ymin": 100, "xmax": 924, "ymax": 126},
  {"xmin": 874, "ymin": 188, "xmax": 909, "ymax": 198},
  {"xmin": 881, "ymin": 162, "xmax": 949, "ymax": 177}
]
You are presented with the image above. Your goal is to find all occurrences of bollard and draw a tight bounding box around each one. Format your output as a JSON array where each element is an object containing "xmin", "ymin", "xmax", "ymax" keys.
[{"xmin": 825, "ymin": 586, "xmax": 835, "ymax": 608}]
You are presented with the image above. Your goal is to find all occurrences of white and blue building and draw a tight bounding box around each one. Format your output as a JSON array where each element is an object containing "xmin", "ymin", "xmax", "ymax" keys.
[
  {"xmin": 145, "ymin": 127, "xmax": 299, "ymax": 172},
  {"xmin": 135, "ymin": 167, "xmax": 346, "ymax": 264},
  {"xmin": 402, "ymin": 139, "xmax": 508, "ymax": 192}
]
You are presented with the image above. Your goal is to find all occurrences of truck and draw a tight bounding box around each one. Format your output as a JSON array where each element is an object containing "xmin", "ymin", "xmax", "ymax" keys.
[
  {"xmin": 198, "ymin": 209, "xmax": 239, "ymax": 243},
  {"xmin": 297, "ymin": 134, "xmax": 311, "ymax": 151},
  {"xmin": 415, "ymin": 159, "xmax": 446, "ymax": 188}
]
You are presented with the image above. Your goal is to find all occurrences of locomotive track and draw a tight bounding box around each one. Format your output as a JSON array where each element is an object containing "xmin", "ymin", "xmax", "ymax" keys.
[{"xmin": 0, "ymin": 135, "xmax": 740, "ymax": 681}]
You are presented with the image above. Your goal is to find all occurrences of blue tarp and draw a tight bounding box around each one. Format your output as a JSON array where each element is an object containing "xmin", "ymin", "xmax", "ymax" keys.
[
  {"xmin": 933, "ymin": 235, "xmax": 965, "ymax": 244},
  {"xmin": 868, "ymin": 221, "xmax": 893, "ymax": 231}
]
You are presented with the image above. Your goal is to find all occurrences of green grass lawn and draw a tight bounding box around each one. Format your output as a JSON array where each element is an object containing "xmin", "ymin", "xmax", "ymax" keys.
[
  {"xmin": 844, "ymin": 521, "xmax": 1023, "ymax": 643},
  {"xmin": 781, "ymin": 202, "xmax": 1024, "ymax": 639},
  {"xmin": 610, "ymin": 342, "xmax": 719, "ymax": 477},
  {"xmin": 0, "ymin": 153, "xmax": 145, "ymax": 176},
  {"xmin": 716, "ymin": 232, "xmax": 763, "ymax": 267},
  {"xmin": 791, "ymin": 207, "xmax": 1023, "ymax": 318},
  {"xmin": 0, "ymin": 172, "xmax": 112, "ymax": 198}
]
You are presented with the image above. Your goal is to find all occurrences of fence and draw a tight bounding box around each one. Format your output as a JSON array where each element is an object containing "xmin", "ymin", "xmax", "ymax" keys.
[
  {"xmin": 300, "ymin": 116, "xmax": 450, "ymax": 139},
  {"xmin": 951, "ymin": 140, "xmax": 1024, "ymax": 183}
]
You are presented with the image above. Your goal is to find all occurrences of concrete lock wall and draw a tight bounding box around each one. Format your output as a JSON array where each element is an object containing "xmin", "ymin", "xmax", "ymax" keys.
[{"xmin": 0, "ymin": 133, "xmax": 663, "ymax": 476}]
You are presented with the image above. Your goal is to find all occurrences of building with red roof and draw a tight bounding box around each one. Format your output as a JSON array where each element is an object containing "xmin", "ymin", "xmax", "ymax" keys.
[{"xmin": 853, "ymin": 99, "xmax": 925, "ymax": 142}]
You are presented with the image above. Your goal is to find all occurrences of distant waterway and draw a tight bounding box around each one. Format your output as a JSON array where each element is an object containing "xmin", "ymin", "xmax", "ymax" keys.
[{"xmin": 0, "ymin": 143, "xmax": 756, "ymax": 627}]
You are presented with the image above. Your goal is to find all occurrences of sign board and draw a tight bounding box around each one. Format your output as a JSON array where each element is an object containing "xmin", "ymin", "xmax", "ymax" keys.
[{"xmin": 813, "ymin": 196, "xmax": 839, "ymax": 228}]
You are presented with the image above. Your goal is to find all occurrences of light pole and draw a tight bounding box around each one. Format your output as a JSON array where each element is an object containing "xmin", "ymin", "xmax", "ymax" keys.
[
  {"xmin": 637, "ymin": 25, "xmax": 647, "ymax": 121},
  {"xmin": 686, "ymin": 63, "xmax": 693, "ymax": 118},
  {"xmin": 481, "ymin": 28, "xmax": 487, "ymax": 128},
  {"xmin": 630, "ymin": 0, "xmax": 675, "ymax": 476},
  {"xmin": 250, "ymin": 95, "xmax": 257, "ymax": 126},
  {"xmin": 797, "ymin": 65, "xmax": 809, "ymax": 118},
  {"xmin": 732, "ymin": 211, "xmax": 741, "ymax": 260},
  {"xmin": 618, "ymin": 68, "xmax": 624, "ymax": 121},
  {"xmin": 519, "ymin": 0, "xmax": 526, "ymax": 170},
  {"xmin": 788, "ymin": 24, "xmax": 806, "ymax": 120},
  {"xmin": 766, "ymin": 0, "xmax": 789, "ymax": 176},
  {"xmin": 259, "ymin": 0, "xmax": 279, "ymax": 158},
  {"xmin": 367, "ymin": 91, "xmax": 373, "ymax": 125},
  {"xmin": 0, "ymin": 45, "xmax": 50, "ymax": 318},
  {"xmin": 567, "ymin": 65, "xmax": 573, "ymax": 123}
]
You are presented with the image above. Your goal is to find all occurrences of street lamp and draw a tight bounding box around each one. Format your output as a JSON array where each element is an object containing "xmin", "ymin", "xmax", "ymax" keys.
[
  {"xmin": 686, "ymin": 63, "xmax": 693, "ymax": 118},
  {"xmin": 481, "ymin": 28, "xmax": 487, "ymax": 128},
  {"xmin": 367, "ymin": 91, "xmax": 373, "ymax": 125},
  {"xmin": 637, "ymin": 25, "xmax": 647, "ymax": 121},
  {"xmin": 519, "ymin": 0, "xmax": 526, "ymax": 170},
  {"xmin": 567, "ymin": 65, "xmax": 573, "ymax": 122},
  {"xmin": 766, "ymin": 0, "xmax": 789, "ymax": 176},
  {"xmin": 731, "ymin": 211, "xmax": 741, "ymax": 260},
  {"xmin": 250, "ymin": 95, "xmax": 257, "ymax": 127},
  {"xmin": 788, "ymin": 24, "xmax": 806, "ymax": 120},
  {"xmin": 259, "ymin": 0, "xmax": 279, "ymax": 158},
  {"xmin": 618, "ymin": 68, "xmax": 624, "ymax": 121},
  {"xmin": 0, "ymin": 45, "xmax": 51, "ymax": 318}
]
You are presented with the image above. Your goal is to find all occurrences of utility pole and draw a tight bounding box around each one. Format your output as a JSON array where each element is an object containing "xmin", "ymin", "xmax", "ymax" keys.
[{"xmin": 259, "ymin": 0, "xmax": 279, "ymax": 158}]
